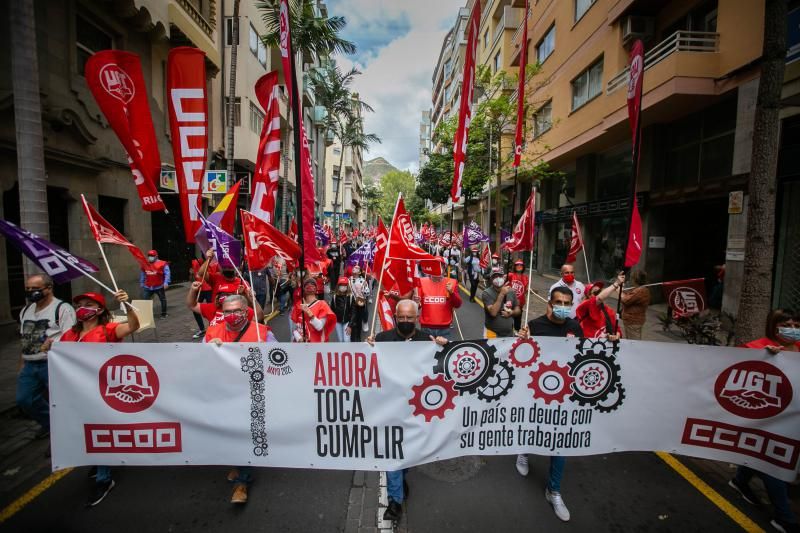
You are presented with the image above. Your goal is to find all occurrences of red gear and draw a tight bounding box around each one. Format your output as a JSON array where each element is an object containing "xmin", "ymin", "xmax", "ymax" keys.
[
  {"xmin": 528, "ymin": 361, "xmax": 574, "ymax": 404},
  {"xmin": 451, "ymin": 350, "xmax": 483, "ymax": 382},
  {"xmin": 509, "ymin": 337, "xmax": 540, "ymax": 368},
  {"xmin": 409, "ymin": 374, "xmax": 457, "ymax": 422}
]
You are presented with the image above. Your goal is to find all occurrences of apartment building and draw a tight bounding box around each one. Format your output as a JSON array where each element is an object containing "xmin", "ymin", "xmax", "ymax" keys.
[
  {"xmin": 324, "ymin": 94, "xmax": 366, "ymax": 228},
  {"xmin": 419, "ymin": 110, "xmax": 432, "ymax": 169},
  {"xmin": 431, "ymin": 8, "xmax": 470, "ymax": 140}
]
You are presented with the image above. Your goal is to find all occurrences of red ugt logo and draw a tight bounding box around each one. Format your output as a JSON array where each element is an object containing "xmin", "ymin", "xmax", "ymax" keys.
[
  {"xmin": 714, "ymin": 361, "xmax": 792, "ymax": 419},
  {"xmin": 99, "ymin": 354, "xmax": 160, "ymax": 413}
]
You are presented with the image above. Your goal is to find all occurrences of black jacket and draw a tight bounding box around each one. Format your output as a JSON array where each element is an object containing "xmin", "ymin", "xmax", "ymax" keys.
[{"xmin": 330, "ymin": 294, "xmax": 356, "ymax": 326}]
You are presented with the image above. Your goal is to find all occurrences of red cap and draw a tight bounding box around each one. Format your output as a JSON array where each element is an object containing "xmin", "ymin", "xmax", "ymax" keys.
[
  {"xmin": 492, "ymin": 253, "xmax": 500, "ymax": 259},
  {"xmin": 72, "ymin": 292, "xmax": 107, "ymax": 308},
  {"xmin": 147, "ymin": 249, "xmax": 157, "ymax": 256},
  {"xmin": 337, "ymin": 276, "xmax": 349, "ymax": 286},
  {"xmin": 586, "ymin": 281, "xmax": 605, "ymax": 294},
  {"xmin": 514, "ymin": 260, "xmax": 524, "ymax": 266}
]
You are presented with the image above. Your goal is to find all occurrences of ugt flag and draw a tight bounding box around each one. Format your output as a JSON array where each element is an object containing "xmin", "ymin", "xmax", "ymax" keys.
[{"xmin": 463, "ymin": 221, "xmax": 489, "ymax": 248}]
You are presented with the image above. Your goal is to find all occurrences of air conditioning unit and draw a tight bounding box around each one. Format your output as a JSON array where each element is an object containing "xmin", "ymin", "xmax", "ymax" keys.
[{"xmin": 622, "ymin": 15, "xmax": 654, "ymax": 44}]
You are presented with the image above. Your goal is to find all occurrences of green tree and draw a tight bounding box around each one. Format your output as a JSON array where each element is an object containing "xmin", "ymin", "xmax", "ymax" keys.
[
  {"xmin": 259, "ymin": 0, "xmax": 355, "ymax": 58},
  {"xmin": 378, "ymin": 170, "xmax": 417, "ymax": 221},
  {"xmin": 363, "ymin": 179, "xmax": 381, "ymax": 225}
]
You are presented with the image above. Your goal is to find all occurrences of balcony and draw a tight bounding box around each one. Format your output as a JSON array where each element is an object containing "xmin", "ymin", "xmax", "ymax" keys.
[
  {"xmin": 302, "ymin": 72, "xmax": 316, "ymax": 107},
  {"xmin": 168, "ymin": 0, "xmax": 220, "ymax": 67},
  {"xmin": 606, "ymin": 31, "xmax": 719, "ymax": 94},
  {"xmin": 313, "ymin": 105, "xmax": 327, "ymax": 126},
  {"xmin": 492, "ymin": 7, "xmax": 521, "ymax": 48}
]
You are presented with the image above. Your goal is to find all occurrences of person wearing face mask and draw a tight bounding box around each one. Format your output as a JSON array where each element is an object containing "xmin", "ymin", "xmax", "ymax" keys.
[
  {"xmin": 463, "ymin": 246, "xmax": 481, "ymax": 302},
  {"xmin": 484, "ymin": 253, "xmax": 501, "ymax": 284},
  {"xmin": 515, "ymin": 285, "xmax": 581, "ymax": 522},
  {"xmin": 59, "ymin": 289, "xmax": 139, "ymax": 507},
  {"xmin": 199, "ymin": 248, "xmax": 246, "ymax": 302},
  {"xmin": 349, "ymin": 265, "xmax": 370, "ymax": 341},
  {"xmin": 574, "ymin": 273, "xmax": 624, "ymax": 340},
  {"xmin": 330, "ymin": 276, "xmax": 356, "ymax": 342},
  {"xmin": 416, "ymin": 258, "xmax": 462, "ymax": 339},
  {"xmin": 205, "ymin": 294, "xmax": 275, "ymax": 504},
  {"xmin": 549, "ymin": 264, "xmax": 585, "ymax": 318},
  {"xmin": 729, "ymin": 308, "xmax": 800, "ymax": 533},
  {"xmin": 365, "ymin": 299, "xmax": 448, "ymax": 523},
  {"xmin": 139, "ymin": 249, "xmax": 170, "ymax": 318},
  {"xmin": 291, "ymin": 277, "xmax": 336, "ymax": 342},
  {"xmin": 186, "ymin": 281, "xmax": 262, "ymax": 331},
  {"xmin": 507, "ymin": 260, "xmax": 530, "ymax": 331},
  {"xmin": 16, "ymin": 273, "xmax": 76, "ymax": 440},
  {"xmin": 481, "ymin": 268, "xmax": 521, "ymax": 338},
  {"xmin": 326, "ymin": 244, "xmax": 343, "ymax": 293}
]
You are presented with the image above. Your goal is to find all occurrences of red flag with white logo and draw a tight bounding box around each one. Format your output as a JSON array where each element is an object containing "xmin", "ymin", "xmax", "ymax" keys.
[
  {"xmin": 240, "ymin": 210, "xmax": 301, "ymax": 271},
  {"xmin": 167, "ymin": 47, "xmax": 208, "ymax": 242},
  {"xmin": 388, "ymin": 196, "xmax": 437, "ymax": 261},
  {"xmin": 451, "ymin": 0, "xmax": 481, "ymax": 203},
  {"xmin": 84, "ymin": 51, "xmax": 165, "ymax": 212},
  {"xmin": 250, "ymin": 71, "xmax": 282, "ymax": 225},
  {"xmin": 565, "ymin": 211, "xmax": 584, "ymax": 263},
  {"xmin": 502, "ymin": 192, "xmax": 536, "ymax": 252},
  {"xmin": 624, "ymin": 196, "xmax": 643, "ymax": 268},
  {"xmin": 377, "ymin": 293, "xmax": 395, "ymax": 332},
  {"xmin": 479, "ymin": 244, "xmax": 491, "ymax": 270},
  {"xmin": 513, "ymin": 0, "xmax": 529, "ymax": 168},
  {"xmin": 662, "ymin": 278, "xmax": 706, "ymax": 318},
  {"xmin": 80, "ymin": 195, "xmax": 149, "ymax": 269},
  {"xmin": 623, "ymin": 41, "xmax": 645, "ymax": 269}
]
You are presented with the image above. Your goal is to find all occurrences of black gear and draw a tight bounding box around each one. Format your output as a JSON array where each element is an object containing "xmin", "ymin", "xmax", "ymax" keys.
[
  {"xmin": 477, "ymin": 360, "xmax": 515, "ymax": 402},
  {"xmin": 433, "ymin": 340, "xmax": 498, "ymax": 394},
  {"xmin": 568, "ymin": 347, "xmax": 622, "ymax": 406},
  {"xmin": 575, "ymin": 337, "xmax": 619, "ymax": 357},
  {"xmin": 594, "ymin": 384, "xmax": 626, "ymax": 413},
  {"xmin": 268, "ymin": 348, "xmax": 288, "ymax": 367},
  {"xmin": 251, "ymin": 370, "xmax": 264, "ymax": 382}
]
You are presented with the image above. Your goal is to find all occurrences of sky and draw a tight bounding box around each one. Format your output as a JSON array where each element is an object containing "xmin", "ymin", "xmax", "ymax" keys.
[{"xmin": 325, "ymin": 0, "xmax": 465, "ymax": 173}]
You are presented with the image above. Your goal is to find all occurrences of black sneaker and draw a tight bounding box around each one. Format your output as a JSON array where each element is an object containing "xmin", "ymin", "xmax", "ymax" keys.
[
  {"xmin": 192, "ymin": 330, "xmax": 205, "ymax": 339},
  {"xmin": 86, "ymin": 480, "xmax": 115, "ymax": 507},
  {"xmin": 160, "ymin": 314, "xmax": 168, "ymax": 319},
  {"xmin": 87, "ymin": 466, "xmax": 97, "ymax": 479},
  {"xmin": 383, "ymin": 499, "xmax": 402, "ymax": 522},
  {"xmin": 771, "ymin": 518, "xmax": 800, "ymax": 533},
  {"xmin": 728, "ymin": 478, "xmax": 759, "ymax": 505}
]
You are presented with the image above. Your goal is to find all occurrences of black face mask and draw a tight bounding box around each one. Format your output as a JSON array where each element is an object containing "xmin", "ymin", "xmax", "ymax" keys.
[
  {"xmin": 396, "ymin": 321, "xmax": 416, "ymax": 336},
  {"xmin": 222, "ymin": 269, "xmax": 235, "ymax": 278},
  {"xmin": 26, "ymin": 290, "xmax": 45, "ymax": 303}
]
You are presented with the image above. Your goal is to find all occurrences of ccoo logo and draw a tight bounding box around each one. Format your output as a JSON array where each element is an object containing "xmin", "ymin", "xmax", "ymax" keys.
[
  {"xmin": 99, "ymin": 354, "xmax": 160, "ymax": 413},
  {"xmin": 714, "ymin": 361, "xmax": 792, "ymax": 419}
]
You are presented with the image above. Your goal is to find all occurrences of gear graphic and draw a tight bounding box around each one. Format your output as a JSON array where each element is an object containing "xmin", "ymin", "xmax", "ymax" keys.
[
  {"xmin": 433, "ymin": 340, "xmax": 497, "ymax": 394},
  {"xmin": 477, "ymin": 360, "xmax": 515, "ymax": 402},
  {"xmin": 575, "ymin": 337, "xmax": 619, "ymax": 357},
  {"xmin": 594, "ymin": 384, "xmax": 626, "ymax": 413},
  {"xmin": 409, "ymin": 374, "xmax": 458, "ymax": 421},
  {"xmin": 509, "ymin": 337, "xmax": 540, "ymax": 368},
  {"xmin": 568, "ymin": 349, "xmax": 621, "ymax": 406},
  {"xmin": 528, "ymin": 361, "xmax": 574, "ymax": 404},
  {"xmin": 267, "ymin": 348, "xmax": 288, "ymax": 367}
]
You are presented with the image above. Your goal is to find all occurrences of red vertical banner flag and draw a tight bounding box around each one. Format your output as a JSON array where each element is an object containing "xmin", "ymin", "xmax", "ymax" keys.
[
  {"xmin": 84, "ymin": 51, "xmax": 165, "ymax": 212},
  {"xmin": 513, "ymin": 0, "xmax": 529, "ymax": 168},
  {"xmin": 565, "ymin": 211, "xmax": 583, "ymax": 263},
  {"xmin": 502, "ymin": 192, "xmax": 536, "ymax": 252},
  {"xmin": 624, "ymin": 39, "xmax": 645, "ymax": 268},
  {"xmin": 279, "ymin": 0, "xmax": 321, "ymax": 263},
  {"xmin": 250, "ymin": 71, "xmax": 282, "ymax": 224},
  {"xmin": 451, "ymin": 0, "xmax": 481, "ymax": 203},
  {"xmin": 167, "ymin": 47, "xmax": 208, "ymax": 243}
]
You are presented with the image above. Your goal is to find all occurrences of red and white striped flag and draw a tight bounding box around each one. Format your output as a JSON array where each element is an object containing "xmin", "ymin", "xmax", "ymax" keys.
[
  {"xmin": 377, "ymin": 293, "xmax": 395, "ymax": 332},
  {"xmin": 250, "ymin": 71, "xmax": 282, "ymax": 224},
  {"xmin": 80, "ymin": 194, "xmax": 149, "ymax": 269}
]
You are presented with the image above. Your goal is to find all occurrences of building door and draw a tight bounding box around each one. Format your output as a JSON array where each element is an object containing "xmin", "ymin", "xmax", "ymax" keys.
[{"xmin": 150, "ymin": 193, "xmax": 194, "ymax": 284}]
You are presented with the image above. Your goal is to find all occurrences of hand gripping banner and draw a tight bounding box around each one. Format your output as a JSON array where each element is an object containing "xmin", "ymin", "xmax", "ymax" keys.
[
  {"xmin": 85, "ymin": 51, "xmax": 165, "ymax": 212},
  {"xmin": 167, "ymin": 47, "xmax": 208, "ymax": 243},
  {"xmin": 50, "ymin": 338, "xmax": 800, "ymax": 482}
]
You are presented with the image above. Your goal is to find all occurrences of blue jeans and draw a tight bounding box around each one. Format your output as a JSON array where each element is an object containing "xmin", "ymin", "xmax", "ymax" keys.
[
  {"xmin": 335, "ymin": 322, "xmax": 350, "ymax": 342},
  {"xmin": 422, "ymin": 327, "xmax": 451, "ymax": 340},
  {"xmin": 142, "ymin": 287, "xmax": 167, "ymax": 316},
  {"xmin": 96, "ymin": 465, "xmax": 112, "ymax": 484},
  {"xmin": 548, "ymin": 456, "xmax": 566, "ymax": 492},
  {"xmin": 387, "ymin": 469, "xmax": 407, "ymax": 503},
  {"xmin": 735, "ymin": 466, "xmax": 797, "ymax": 524},
  {"xmin": 16, "ymin": 360, "xmax": 49, "ymax": 431}
]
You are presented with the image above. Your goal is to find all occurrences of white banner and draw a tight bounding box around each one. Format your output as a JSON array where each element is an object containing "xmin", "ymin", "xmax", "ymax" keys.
[{"xmin": 49, "ymin": 338, "xmax": 800, "ymax": 481}]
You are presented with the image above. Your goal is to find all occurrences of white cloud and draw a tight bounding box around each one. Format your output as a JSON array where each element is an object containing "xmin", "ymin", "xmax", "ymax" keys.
[{"xmin": 326, "ymin": 0, "xmax": 465, "ymax": 172}]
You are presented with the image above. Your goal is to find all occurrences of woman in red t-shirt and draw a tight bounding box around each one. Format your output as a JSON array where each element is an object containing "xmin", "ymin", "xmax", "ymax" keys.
[
  {"xmin": 291, "ymin": 277, "xmax": 336, "ymax": 342},
  {"xmin": 60, "ymin": 289, "xmax": 139, "ymax": 507}
]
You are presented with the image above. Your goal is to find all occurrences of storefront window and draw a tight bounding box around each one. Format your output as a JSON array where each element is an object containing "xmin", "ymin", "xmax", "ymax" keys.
[{"xmin": 594, "ymin": 216, "xmax": 627, "ymax": 279}]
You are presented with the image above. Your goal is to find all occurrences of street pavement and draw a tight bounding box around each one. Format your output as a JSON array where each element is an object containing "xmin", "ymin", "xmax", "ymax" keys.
[{"xmin": 0, "ymin": 280, "xmax": 797, "ymax": 532}]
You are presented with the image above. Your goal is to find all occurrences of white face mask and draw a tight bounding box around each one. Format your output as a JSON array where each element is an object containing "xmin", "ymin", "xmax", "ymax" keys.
[{"xmin": 492, "ymin": 277, "xmax": 505, "ymax": 288}]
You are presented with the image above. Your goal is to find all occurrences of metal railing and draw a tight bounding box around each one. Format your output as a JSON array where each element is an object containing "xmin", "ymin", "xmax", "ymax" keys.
[
  {"xmin": 176, "ymin": 0, "xmax": 213, "ymax": 37},
  {"xmin": 606, "ymin": 31, "xmax": 719, "ymax": 94}
]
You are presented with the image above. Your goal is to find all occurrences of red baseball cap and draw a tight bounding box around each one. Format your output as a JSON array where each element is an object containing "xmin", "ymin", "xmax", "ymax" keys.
[
  {"xmin": 492, "ymin": 253, "xmax": 500, "ymax": 259},
  {"xmin": 72, "ymin": 292, "xmax": 107, "ymax": 308},
  {"xmin": 514, "ymin": 260, "xmax": 524, "ymax": 266},
  {"xmin": 586, "ymin": 281, "xmax": 605, "ymax": 294},
  {"xmin": 147, "ymin": 249, "xmax": 158, "ymax": 256},
  {"xmin": 337, "ymin": 276, "xmax": 349, "ymax": 286}
]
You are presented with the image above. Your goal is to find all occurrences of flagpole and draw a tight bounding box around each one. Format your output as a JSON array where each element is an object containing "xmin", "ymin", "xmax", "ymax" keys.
[
  {"xmin": 81, "ymin": 195, "xmax": 121, "ymax": 293},
  {"xmin": 507, "ymin": 168, "xmax": 518, "ymax": 273},
  {"xmin": 248, "ymin": 270, "xmax": 262, "ymax": 342},
  {"xmin": 523, "ymin": 187, "xmax": 537, "ymax": 326},
  {"xmin": 369, "ymin": 195, "xmax": 399, "ymax": 338}
]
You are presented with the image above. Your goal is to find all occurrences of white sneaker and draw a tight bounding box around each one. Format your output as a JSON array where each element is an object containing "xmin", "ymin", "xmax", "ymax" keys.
[
  {"xmin": 515, "ymin": 454, "xmax": 529, "ymax": 476},
  {"xmin": 545, "ymin": 488, "xmax": 570, "ymax": 522}
]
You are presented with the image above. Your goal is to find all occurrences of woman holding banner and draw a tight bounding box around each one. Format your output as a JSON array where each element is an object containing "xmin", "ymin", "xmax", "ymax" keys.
[{"xmin": 59, "ymin": 289, "xmax": 139, "ymax": 507}]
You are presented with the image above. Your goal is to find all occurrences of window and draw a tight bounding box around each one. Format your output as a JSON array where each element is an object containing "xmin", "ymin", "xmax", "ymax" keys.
[
  {"xmin": 249, "ymin": 101, "xmax": 264, "ymax": 134},
  {"xmin": 249, "ymin": 24, "xmax": 259, "ymax": 56},
  {"xmin": 444, "ymin": 59, "xmax": 452, "ymax": 79},
  {"xmin": 484, "ymin": 29, "xmax": 489, "ymax": 49},
  {"xmin": 537, "ymin": 25, "xmax": 555, "ymax": 64},
  {"xmin": 257, "ymin": 39, "xmax": 267, "ymax": 68},
  {"xmin": 571, "ymin": 57, "xmax": 603, "ymax": 110},
  {"xmin": 493, "ymin": 51, "xmax": 501, "ymax": 73},
  {"xmin": 533, "ymin": 101, "xmax": 552, "ymax": 137},
  {"xmin": 225, "ymin": 97, "xmax": 241, "ymax": 127},
  {"xmin": 224, "ymin": 17, "xmax": 239, "ymax": 46},
  {"xmin": 575, "ymin": 0, "xmax": 597, "ymax": 22},
  {"xmin": 76, "ymin": 14, "xmax": 113, "ymax": 76}
]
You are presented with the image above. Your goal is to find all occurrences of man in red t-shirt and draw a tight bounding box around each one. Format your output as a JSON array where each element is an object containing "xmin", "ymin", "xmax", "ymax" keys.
[
  {"xmin": 186, "ymin": 281, "xmax": 263, "ymax": 332},
  {"xmin": 574, "ymin": 273, "xmax": 624, "ymax": 339},
  {"xmin": 416, "ymin": 258, "xmax": 461, "ymax": 340}
]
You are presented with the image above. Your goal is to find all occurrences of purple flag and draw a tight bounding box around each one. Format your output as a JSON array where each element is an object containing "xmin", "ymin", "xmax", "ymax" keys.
[
  {"xmin": 463, "ymin": 221, "xmax": 489, "ymax": 247},
  {"xmin": 346, "ymin": 240, "xmax": 375, "ymax": 269},
  {"xmin": 0, "ymin": 219, "xmax": 99, "ymax": 284},
  {"xmin": 501, "ymin": 228, "xmax": 511, "ymax": 243},
  {"xmin": 198, "ymin": 216, "xmax": 242, "ymax": 269},
  {"xmin": 314, "ymin": 222, "xmax": 330, "ymax": 246}
]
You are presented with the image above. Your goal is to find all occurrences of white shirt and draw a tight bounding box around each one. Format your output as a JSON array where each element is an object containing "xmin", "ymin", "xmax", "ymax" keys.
[
  {"xmin": 19, "ymin": 299, "xmax": 76, "ymax": 361},
  {"xmin": 549, "ymin": 279, "xmax": 586, "ymax": 318}
]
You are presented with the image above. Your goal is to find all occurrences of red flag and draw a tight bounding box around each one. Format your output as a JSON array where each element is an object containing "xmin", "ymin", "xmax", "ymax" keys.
[
  {"xmin": 451, "ymin": 0, "xmax": 481, "ymax": 202},
  {"xmin": 80, "ymin": 195, "xmax": 149, "ymax": 269},
  {"xmin": 565, "ymin": 211, "xmax": 583, "ymax": 263},
  {"xmin": 388, "ymin": 196, "xmax": 436, "ymax": 261},
  {"xmin": 479, "ymin": 244, "xmax": 491, "ymax": 270},
  {"xmin": 372, "ymin": 217, "xmax": 390, "ymax": 275},
  {"xmin": 240, "ymin": 210, "xmax": 301, "ymax": 271},
  {"xmin": 377, "ymin": 293, "xmax": 396, "ymax": 332},
  {"xmin": 166, "ymin": 47, "xmax": 208, "ymax": 242},
  {"xmin": 279, "ymin": 0, "xmax": 320, "ymax": 263},
  {"xmin": 502, "ymin": 192, "xmax": 536, "ymax": 252},
  {"xmin": 624, "ymin": 196, "xmax": 643, "ymax": 268},
  {"xmin": 627, "ymin": 40, "xmax": 645, "ymax": 147},
  {"xmin": 662, "ymin": 278, "xmax": 706, "ymax": 318},
  {"xmin": 84, "ymin": 51, "xmax": 165, "ymax": 212},
  {"xmin": 288, "ymin": 218, "xmax": 298, "ymax": 241},
  {"xmin": 513, "ymin": 0, "xmax": 529, "ymax": 168},
  {"xmin": 250, "ymin": 71, "xmax": 282, "ymax": 225},
  {"xmin": 339, "ymin": 229, "xmax": 349, "ymax": 245}
]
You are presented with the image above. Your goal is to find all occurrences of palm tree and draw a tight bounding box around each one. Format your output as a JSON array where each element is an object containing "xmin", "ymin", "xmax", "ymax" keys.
[
  {"xmin": 10, "ymin": 0, "xmax": 50, "ymax": 277},
  {"xmin": 332, "ymin": 115, "xmax": 381, "ymax": 231},
  {"xmin": 258, "ymin": 0, "xmax": 355, "ymax": 58}
]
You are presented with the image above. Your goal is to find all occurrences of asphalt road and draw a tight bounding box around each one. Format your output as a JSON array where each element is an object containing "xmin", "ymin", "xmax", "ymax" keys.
[{"xmin": 0, "ymin": 285, "xmax": 784, "ymax": 532}]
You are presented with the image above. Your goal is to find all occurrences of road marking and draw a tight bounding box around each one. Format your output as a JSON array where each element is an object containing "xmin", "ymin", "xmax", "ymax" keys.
[
  {"xmin": 460, "ymin": 284, "xmax": 482, "ymax": 307},
  {"xmin": 655, "ymin": 453, "xmax": 764, "ymax": 533},
  {"xmin": 0, "ymin": 468, "xmax": 73, "ymax": 524},
  {"xmin": 264, "ymin": 309, "xmax": 280, "ymax": 323}
]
